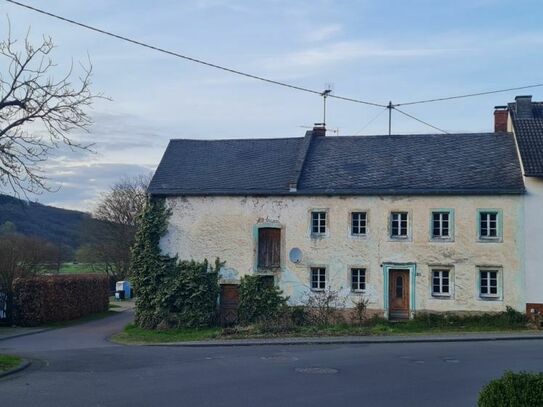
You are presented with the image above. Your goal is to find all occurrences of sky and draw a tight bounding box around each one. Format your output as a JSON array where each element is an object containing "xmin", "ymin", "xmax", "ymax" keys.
[{"xmin": 1, "ymin": 0, "xmax": 543, "ymax": 211}]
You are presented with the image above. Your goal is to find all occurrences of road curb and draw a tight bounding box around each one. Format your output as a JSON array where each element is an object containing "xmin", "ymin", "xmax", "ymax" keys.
[
  {"xmin": 140, "ymin": 334, "xmax": 543, "ymax": 347},
  {"xmin": 0, "ymin": 328, "xmax": 53, "ymax": 342},
  {"xmin": 0, "ymin": 359, "xmax": 31, "ymax": 379}
]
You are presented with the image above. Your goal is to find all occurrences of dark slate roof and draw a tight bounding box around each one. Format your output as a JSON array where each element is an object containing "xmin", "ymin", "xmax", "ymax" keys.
[
  {"xmin": 149, "ymin": 138, "xmax": 304, "ymax": 195},
  {"xmin": 148, "ymin": 132, "xmax": 525, "ymax": 196},
  {"xmin": 509, "ymin": 101, "xmax": 543, "ymax": 176}
]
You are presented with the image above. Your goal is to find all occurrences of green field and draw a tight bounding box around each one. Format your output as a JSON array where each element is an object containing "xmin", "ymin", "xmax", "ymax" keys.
[{"xmin": 59, "ymin": 263, "xmax": 98, "ymax": 274}]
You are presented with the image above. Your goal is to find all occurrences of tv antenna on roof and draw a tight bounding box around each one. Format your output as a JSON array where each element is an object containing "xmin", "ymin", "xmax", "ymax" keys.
[{"xmin": 321, "ymin": 84, "xmax": 333, "ymax": 126}]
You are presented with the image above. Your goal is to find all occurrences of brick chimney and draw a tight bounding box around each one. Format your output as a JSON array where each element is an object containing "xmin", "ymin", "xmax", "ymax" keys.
[
  {"xmin": 515, "ymin": 95, "xmax": 533, "ymax": 119},
  {"xmin": 494, "ymin": 106, "xmax": 508, "ymax": 132},
  {"xmin": 312, "ymin": 123, "xmax": 326, "ymax": 136}
]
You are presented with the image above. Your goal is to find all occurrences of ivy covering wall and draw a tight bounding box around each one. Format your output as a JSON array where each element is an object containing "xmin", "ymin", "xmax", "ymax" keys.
[{"xmin": 131, "ymin": 199, "xmax": 221, "ymax": 329}]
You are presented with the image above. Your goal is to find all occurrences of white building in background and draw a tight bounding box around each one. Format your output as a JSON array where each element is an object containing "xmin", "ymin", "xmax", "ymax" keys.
[{"xmin": 498, "ymin": 96, "xmax": 543, "ymax": 315}]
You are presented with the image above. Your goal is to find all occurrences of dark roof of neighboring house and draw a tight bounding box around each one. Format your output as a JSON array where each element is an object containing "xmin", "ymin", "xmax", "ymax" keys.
[
  {"xmin": 509, "ymin": 99, "xmax": 543, "ymax": 176},
  {"xmin": 148, "ymin": 132, "xmax": 525, "ymax": 196}
]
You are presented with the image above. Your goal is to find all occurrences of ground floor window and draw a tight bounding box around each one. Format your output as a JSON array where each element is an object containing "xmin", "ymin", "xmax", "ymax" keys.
[
  {"xmin": 351, "ymin": 268, "xmax": 366, "ymax": 292},
  {"xmin": 432, "ymin": 269, "xmax": 450, "ymax": 297},
  {"xmin": 310, "ymin": 267, "xmax": 326, "ymax": 291},
  {"xmin": 479, "ymin": 269, "xmax": 499, "ymax": 298}
]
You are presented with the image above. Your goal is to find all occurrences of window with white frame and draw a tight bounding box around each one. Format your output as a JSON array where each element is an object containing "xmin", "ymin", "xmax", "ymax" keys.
[
  {"xmin": 351, "ymin": 268, "xmax": 366, "ymax": 292},
  {"xmin": 432, "ymin": 211, "xmax": 451, "ymax": 239},
  {"xmin": 479, "ymin": 269, "xmax": 499, "ymax": 298},
  {"xmin": 310, "ymin": 267, "xmax": 326, "ymax": 290},
  {"xmin": 391, "ymin": 212, "xmax": 408, "ymax": 238},
  {"xmin": 479, "ymin": 211, "xmax": 499, "ymax": 239},
  {"xmin": 432, "ymin": 269, "xmax": 451, "ymax": 297},
  {"xmin": 311, "ymin": 211, "xmax": 327, "ymax": 235},
  {"xmin": 351, "ymin": 212, "xmax": 367, "ymax": 236}
]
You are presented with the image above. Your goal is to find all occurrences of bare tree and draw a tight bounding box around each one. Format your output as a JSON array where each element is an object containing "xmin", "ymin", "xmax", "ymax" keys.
[
  {"xmin": 0, "ymin": 23, "xmax": 99, "ymax": 195},
  {"xmin": 78, "ymin": 175, "xmax": 151, "ymax": 283}
]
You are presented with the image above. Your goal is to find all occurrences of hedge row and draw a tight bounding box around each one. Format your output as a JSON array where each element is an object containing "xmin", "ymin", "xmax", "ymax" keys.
[{"xmin": 13, "ymin": 274, "xmax": 109, "ymax": 326}]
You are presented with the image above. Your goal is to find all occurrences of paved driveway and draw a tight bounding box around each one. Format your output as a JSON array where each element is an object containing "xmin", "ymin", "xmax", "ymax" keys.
[{"xmin": 1, "ymin": 312, "xmax": 543, "ymax": 407}]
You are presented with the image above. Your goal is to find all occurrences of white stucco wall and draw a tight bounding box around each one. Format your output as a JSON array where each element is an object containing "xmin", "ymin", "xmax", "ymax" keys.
[
  {"xmin": 160, "ymin": 195, "xmax": 524, "ymax": 314},
  {"xmin": 524, "ymin": 177, "xmax": 543, "ymax": 305}
]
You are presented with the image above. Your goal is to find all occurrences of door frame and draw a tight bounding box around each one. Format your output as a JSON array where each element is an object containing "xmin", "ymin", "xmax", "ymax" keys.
[{"xmin": 382, "ymin": 263, "xmax": 416, "ymax": 319}]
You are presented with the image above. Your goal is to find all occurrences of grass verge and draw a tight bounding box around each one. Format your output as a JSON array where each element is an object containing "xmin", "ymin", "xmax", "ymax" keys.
[
  {"xmin": 112, "ymin": 324, "xmax": 221, "ymax": 344},
  {"xmin": 112, "ymin": 319, "xmax": 533, "ymax": 344},
  {"xmin": 0, "ymin": 354, "xmax": 22, "ymax": 372}
]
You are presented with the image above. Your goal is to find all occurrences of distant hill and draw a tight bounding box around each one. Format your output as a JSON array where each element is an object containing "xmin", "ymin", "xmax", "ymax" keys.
[{"xmin": 0, "ymin": 194, "xmax": 91, "ymax": 249}]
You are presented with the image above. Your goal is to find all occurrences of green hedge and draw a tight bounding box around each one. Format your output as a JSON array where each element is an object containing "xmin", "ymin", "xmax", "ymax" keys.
[
  {"xmin": 478, "ymin": 371, "xmax": 543, "ymax": 407},
  {"xmin": 13, "ymin": 274, "xmax": 109, "ymax": 326}
]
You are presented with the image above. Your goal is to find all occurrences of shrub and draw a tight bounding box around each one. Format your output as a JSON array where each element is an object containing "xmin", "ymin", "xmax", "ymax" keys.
[
  {"xmin": 304, "ymin": 288, "xmax": 346, "ymax": 326},
  {"xmin": 13, "ymin": 274, "xmax": 109, "ymax": 326},
  {"xmin": 238, "ymin": 275, "xmax": 287, "ymax": 325},
  {"xmin": 351, "ymin": 295, "xmax": 370, "ymax": 326},
  {"xmin": 478, "ymin": 371, "xmax": 543, "ymax": 407}
]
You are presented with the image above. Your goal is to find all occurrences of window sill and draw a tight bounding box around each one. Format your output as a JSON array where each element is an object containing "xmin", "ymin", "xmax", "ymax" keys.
[
  {"xmin": 351, "ymin": 290, "xmax": 367, "ymax": 294},
  {"xmin": 389, "ymin": 236, "xmax": 410, "ymax": 242},
  {"xmin": 311, "ymin": 288, "xmax": 325, "ymax": 292},
  {"xmin": 310, "ymin": 234, "xmax": 329, "ymax": 240},
  {"xmin": 349, "ymin": 234, "xmax": 368, "ymax": 239},
  {"xmin": 430, "ymin": 237, "xmax": 454, "ymax": 243},
  {"xmin": 256, "ymin": 267, "xmax": 280, "ymax": 274},
  {"xmin": 478, "ymin": 295, "xmax": 501, "ymax": 301},
  {"xmin": 431, "ymin": 294, "xmax": 452, "ymax": 299},
  {"xmin": 477, "ymin": 237, "xmax": 502, "ymax": 243}
]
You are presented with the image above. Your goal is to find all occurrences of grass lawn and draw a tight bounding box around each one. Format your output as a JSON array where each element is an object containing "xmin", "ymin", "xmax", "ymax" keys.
[
  {"xmin": 59, "ymin": 263, "xmax": 99, "ymax": 274},
  {"xmin": 112, "ymin": 317, "xmax": 534, "ymax": 344},
  {"xmin": 0, "ymin": 354, "xmax": 22, "ymax": 372}
]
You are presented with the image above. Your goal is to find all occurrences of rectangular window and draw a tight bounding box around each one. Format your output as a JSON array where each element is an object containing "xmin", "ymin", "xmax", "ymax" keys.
[
  {"xmin": 351, "ymin": 212, "xmax": 367, "ymax": 236},
  {"xmin": 479, "ymin": 211, "xmax": 499, "ymax": 239},
  {"xmin": 480, "ymin": 269, "xmax": 499, "ymax": 298},
  {"xmin": 311, "ymin": 211, "xmax": 327, "ymax": 235},
  {"xmin": 432, "ymin": 212, "xmax": 450, "ymax": 239},
  {"xmin": 351, "ymin": 268, "xmax": 366, "ymax": 292},
  {"xmin": 311, "ymin": 267, "xmax": 326, "ymax": 291},
  {"xmin": 432, "ymin": 269, "xmax": 450, "ymax": 296},
  {"xmin": 391, "ymin": 212, "xmax": 408, "ymax": 238},
  {"xmin": 257, "ymin": 228, "xmax": 281, "ymax": 269}
]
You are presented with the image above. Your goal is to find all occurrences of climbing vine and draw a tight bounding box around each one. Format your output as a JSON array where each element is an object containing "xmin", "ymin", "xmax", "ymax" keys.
[{"xmin": 130, "ymin": 199, "xmax": 221, "ymax": 329}]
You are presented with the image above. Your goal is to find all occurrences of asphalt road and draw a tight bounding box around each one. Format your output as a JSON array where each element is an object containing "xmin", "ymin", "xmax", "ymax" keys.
[{"xmin": 1, "ymin": 312, "xmax": 543, "ymax": 407}]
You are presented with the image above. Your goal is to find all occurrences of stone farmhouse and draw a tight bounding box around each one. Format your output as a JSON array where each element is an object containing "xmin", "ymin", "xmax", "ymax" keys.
[{"xmin": 148, "ymin": 96, "xmax": 542, "ymax": 320}]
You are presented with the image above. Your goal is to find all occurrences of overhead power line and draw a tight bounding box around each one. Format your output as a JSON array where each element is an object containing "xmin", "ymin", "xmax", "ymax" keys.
[
  {"xmin": 393, "ymin": 107, "xmax": 449, "ymax": 134},
  {"xmin": 4, "ymin": 0, "xmax": 386, "ymax": 108},
  {"xmin": 395, "ymin": 83, "xmax": 543, "ymax": 107},
  {"xmin": 353, "ymin": 107, "xmax": 388, "ymax": 135}
]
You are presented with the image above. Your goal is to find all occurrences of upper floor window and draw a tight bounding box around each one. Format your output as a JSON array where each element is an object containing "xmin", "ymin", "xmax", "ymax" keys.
[
  {"xmin": 351, "ymin": 268, "xmax": 366, "ymax": 292},
  {"xmin": 479, "ymin": 269, "xmax": 500, "ymax": 299},
  {"xmin": 478, "ymin": 210, "xmax": 502, "ymax": 241},
  {"xmin": 311, "ymin": 211, "xmax": 327, "ymax": 235},
  {"xmin": 432, "ymin": 269, "xmax": 451, "ymax": 297},
  {"xmin": 351, "ymin": 212, "xmax": 367, "ymax": 236},
  {"xmin": 432, "ymin": 210, "xmax": 453, "ymax": 240},
  {"xmin": 310, "ymin": 267, "xmax": 326, "ymax": 291},
  {"xmin": 390, "ymin": 212, "xmax": 409, "ymax": 238}
]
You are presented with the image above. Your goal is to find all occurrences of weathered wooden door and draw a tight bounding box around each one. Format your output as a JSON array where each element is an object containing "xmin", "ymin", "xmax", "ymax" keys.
[
  {"xmin": 389, "ymin": 269, "xmax": 409, "ymax": 320},
  {"xmin": 219, "ymin": 284, "xmax": 240, "ymax": 326}
]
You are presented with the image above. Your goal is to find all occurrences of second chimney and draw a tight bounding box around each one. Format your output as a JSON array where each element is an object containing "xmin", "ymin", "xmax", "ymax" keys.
[
  {"xmin": 494, "ymin": 106, "xmax": 508, "ymax": 133},
  {"xmin": 312, "ymin": 123, "xmax": 326, "ymax": 137}
]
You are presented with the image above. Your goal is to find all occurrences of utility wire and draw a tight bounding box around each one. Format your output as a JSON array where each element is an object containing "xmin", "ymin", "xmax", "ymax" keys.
[
  {"xmin": 352, "ymin": 107, "xmax": 388, "ymax": 135},
  {"xmin": 393, "ymin": 107, "xmax": 449, "ymax": 134},
  {"xmin": 5, "ymin": 0, "xmax": 386, "ymax": 108},
  {"xmin": 395, "ymin": 83, "xmax": 543, "ymax": 107}
]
